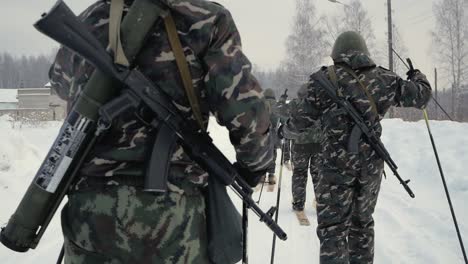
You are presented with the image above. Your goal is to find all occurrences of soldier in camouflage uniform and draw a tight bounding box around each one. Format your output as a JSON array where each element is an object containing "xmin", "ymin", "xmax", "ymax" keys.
[
  {"xmin": 263, "ymin": 88, "xmax": 280, "ymax": 185},
  {"xmin": 289, "ymin": 85, "xmax": 322, "ymax": 212},
  {"xmin": 49, "ymin": 0, "xmax": 273, "ymax": 263},
  {"xmin": 277, "ymin": 90, "xmax": 292, "ymax": 169},
  {"xmin": 286, "ymin": 31, "xmax": 432, "ymax": 264}
]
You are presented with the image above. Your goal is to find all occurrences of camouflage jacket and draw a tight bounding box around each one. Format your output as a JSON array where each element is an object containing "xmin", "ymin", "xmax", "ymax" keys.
[
  {"xmin": 276, "ymin": 97, "xmax": 290, "ymax": 123},
  {"xmin": 286, "ymin": 98, "xmax": 322, "ymax": 145},
  {"xmin": 49, "ymin": 0, "xmax": 273, "ymax": 187},
  {"xmin": 265, "ymin": 97, "xmax": 280, "ymax": 131},
  {"xmin": 288, "ymin": 51, "xmax": 432, "ymax": 170},
  {"xmin": 265, "ymin": 96, "xmax": 281, "ymax": 147}
]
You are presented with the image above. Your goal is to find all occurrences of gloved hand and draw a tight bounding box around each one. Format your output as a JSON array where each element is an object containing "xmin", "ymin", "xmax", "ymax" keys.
[
  {"xmin": 406, "ymin": 68, "xmax": 420, "ymax": 80},
  {"xmin": 233, "ymin": 162, "xmax": 267, "ymax": 187},
  {"xmin": 280, "ymin": 89, "xmax": 288, "ymax": 100}
]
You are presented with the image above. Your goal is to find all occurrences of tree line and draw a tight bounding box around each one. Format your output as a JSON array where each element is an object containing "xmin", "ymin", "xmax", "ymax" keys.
[
  {"xmin": 1, "ymin": 0, "xmax": 466, "ymax": 121},
  {"xmin": 0, "ymin": 52, "xmax": 54, "ymax": 89}
]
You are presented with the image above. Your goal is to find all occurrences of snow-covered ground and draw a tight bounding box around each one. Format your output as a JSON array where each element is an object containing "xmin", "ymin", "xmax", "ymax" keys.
[{"xmin": 0, "ymin": 115, "xmax": 467, "ymax": 263}]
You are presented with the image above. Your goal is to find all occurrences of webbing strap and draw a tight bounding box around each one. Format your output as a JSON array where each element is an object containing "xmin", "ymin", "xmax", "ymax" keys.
[
  {"xmin": 109, "ymin": 0, "xmax": 130, "ymax": 66},
  {"xmin": 328, "ymin": 65, "xmax": 341, "ymax": 95},
  {"xmin": 164, "ymin": 13, "xmax": 205, "ymax": 131},
  {"xmin": 329, "ymin": 65, "xmax": 379, "ymax": 119}
]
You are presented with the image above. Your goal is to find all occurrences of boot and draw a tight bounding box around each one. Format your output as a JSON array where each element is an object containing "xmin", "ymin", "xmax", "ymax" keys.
[{"xmin": 268, "ymin": 173, "xmax": 276, "ymax": 185}]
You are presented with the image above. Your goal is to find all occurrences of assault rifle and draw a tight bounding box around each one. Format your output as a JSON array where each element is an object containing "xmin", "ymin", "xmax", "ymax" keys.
[{"xmin": 312, "ymin": 71, "xmax": 416, "ymax": 198}]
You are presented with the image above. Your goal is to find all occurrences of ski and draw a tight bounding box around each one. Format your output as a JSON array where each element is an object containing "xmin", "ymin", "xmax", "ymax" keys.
[
  {"xmin": 267, "ymin": 183, "xmax": 276, "ymax": 192},
  {"xmin": 294, "ymin": 211, "xmax": 310, "ymax": 226}
]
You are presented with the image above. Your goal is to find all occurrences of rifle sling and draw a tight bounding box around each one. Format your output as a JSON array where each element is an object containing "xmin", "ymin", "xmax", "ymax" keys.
[
  {"xmin": 328, "ymin": 65, "xmax": 379, "ymax": 120},
  {"xmin": 164, "ymin": 13, "xmax": 205, "ymax": 131},
  {"xmin": 109, "ymin": 0, "xmax": 130, "ymax": 66}
]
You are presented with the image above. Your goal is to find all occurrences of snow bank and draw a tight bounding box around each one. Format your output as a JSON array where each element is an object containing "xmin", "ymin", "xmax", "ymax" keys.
[{"xmin": 0, "ymin": 117, "xmax": 466, "ymax": 263}]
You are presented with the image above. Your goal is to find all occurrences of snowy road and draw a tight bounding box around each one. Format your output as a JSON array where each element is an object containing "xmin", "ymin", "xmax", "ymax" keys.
[{"xmin": 0, "ymin": 116, "xmax": 467, "ymax": 263}]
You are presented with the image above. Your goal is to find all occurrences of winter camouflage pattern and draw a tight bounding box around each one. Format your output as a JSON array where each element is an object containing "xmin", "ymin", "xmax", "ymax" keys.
[
  {"xmin": 276, "ymin": 96, "xmax": 291, "ymax": 161},
  {"xmin": 49, "ymin": 0, "xmax": 273, "ymax": 186},
  {"xmin": 288, "ymin": 51, "xmax": 432, "ymax": 263},
  {"xmin": 49, "ymin": 0, "xmax": 273, "ymax": 262},
  {"xmin": 62, "ymin": 184, "xmax": 208, "ymax": 264},
  {"xmin": 286, "ymin": 96, "xmax": 322, "ymax": 211},
  {"xmin": 291, "ymin": 144, "xmax": 320, "ymax": 211},
  {"xmin": 287, "ymin": 97, "xmax": 323, "ymax": 145},
  {"xmin": 265, "ymin": 92, "xmax": 281, "ymax": 174}
]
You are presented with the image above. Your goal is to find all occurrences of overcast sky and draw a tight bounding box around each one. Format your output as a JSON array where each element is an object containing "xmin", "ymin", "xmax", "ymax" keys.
[{"xmin": 0, "ymin": 0, "xmax": 439, "ymax": 83}]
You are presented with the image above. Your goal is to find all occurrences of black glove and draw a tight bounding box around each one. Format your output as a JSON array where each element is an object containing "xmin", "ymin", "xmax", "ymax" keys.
[
  {"xmin": 233, "ymin": 162, "xmax": 266, "ymax": 187},
  {"xmin": 406, "ymin": 68, "xmax": 420, "ymax": 80},
  {"xmin": 281, "ymin": 89, "xmax": 288, "ymax": 98}
]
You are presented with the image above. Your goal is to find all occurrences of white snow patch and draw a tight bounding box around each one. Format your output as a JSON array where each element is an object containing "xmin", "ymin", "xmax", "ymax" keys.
[{"xmin": 0, "ymin": 117, "xmax": 467, "ymax": 263}]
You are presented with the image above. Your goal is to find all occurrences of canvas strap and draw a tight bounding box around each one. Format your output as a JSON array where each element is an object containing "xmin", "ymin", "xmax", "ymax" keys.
[
  {"xmin": 164, "ymin": 13, "xmax": 205, "ymax": 130},
  {"xmin": 329, "ymin": 65, "xmax": 379, "ymax": 120},
  {"xmin": 109, "ymin": 0, "xmax": 130, "ymax": 66}
]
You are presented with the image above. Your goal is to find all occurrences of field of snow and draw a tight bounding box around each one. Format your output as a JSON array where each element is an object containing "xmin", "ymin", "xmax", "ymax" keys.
[{"xmin": 0, "ymin": 115, "xmax": 467, "ymax": 263}]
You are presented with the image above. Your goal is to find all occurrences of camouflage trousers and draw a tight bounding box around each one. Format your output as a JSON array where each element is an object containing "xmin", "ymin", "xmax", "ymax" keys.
[
  {"xmin": 291, "ymin": 147, "xmax": 319, "ymax": 211},
  {"xmin": 61, "ymin": 183, "xmax": 210, "ymax": 264},
  {"xmin": 283, "ymin": 139, "xmax": 291, "ymax": 162},
  {"xmin": 315, "ymin": 159, "xmax": 383, "ymax": 264},
  {"xmin": 267, "ymin": 146, "xmax": 278, "ymax": 174}
]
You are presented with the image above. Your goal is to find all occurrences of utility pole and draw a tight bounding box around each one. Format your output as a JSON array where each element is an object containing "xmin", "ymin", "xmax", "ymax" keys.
[
  {"xmin": 387, "ymin": 0, "xmax": 394, "ymax": 118},
  {"xmin": 434, "ymin": 68, "xmax": 438, "ymax": 120}
]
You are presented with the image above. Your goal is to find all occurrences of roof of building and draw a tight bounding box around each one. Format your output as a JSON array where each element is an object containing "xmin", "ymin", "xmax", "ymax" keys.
[{"xmin": 0, "ymin": 89, "xmax": 18, "ymax": 103}]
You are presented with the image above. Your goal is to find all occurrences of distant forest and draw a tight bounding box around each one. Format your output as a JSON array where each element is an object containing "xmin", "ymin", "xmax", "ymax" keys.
[{"xmin": 0, "ymin": 52, "xmax": 55, "ymax": 89}]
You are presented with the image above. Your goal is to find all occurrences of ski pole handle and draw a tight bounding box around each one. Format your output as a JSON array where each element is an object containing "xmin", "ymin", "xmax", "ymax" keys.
[{"xmin": 406, "ymin": 58, "xmax": 415, "ymax": 71}]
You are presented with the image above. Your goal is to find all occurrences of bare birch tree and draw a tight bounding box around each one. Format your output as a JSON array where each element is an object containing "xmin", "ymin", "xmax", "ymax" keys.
[
  {"xmin": 433, "ymin": 0, "xmax": 468, "ymax": 119},
  {"xmin": 323, "ymin": 0, "xmax": 377, "ymax": 57},
  {"xmin": 282, "ymin": 0, "xmax": 327, "ymax": 93}
]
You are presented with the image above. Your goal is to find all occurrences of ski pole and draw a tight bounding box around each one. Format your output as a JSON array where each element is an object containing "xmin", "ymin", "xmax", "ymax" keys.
[
  {"xmin": 243, "ymin": 200, "xmax": 249, "ymax": 264},
  {"xmin": 56, "ymin": 245, "xmax": 64, "ymax": 264},
  {"xmin": 270, "ymin": 140, "xmax": 286, "ymax": 264},
  {"xmin": 256, "ymin": 179, "xmax": 266, "ymax": 204},
  {"xmin": 391, "ymin": 49, "xmax": 453, "ymax": 121},
  {"xmin": 392, "ymin": 51, "xmax": 466, "ymax": 261},
  {"xmin": 430, "ymin": 96, "xmax": 454, "ymax": 121},
  {"xmin": 423, "ymin": 110, "xmax": 468, "ymax": 264}
]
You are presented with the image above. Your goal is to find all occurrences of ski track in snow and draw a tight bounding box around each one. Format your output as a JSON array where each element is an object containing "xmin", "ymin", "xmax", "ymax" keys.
[{"xmin": 0, "ymin": 116, "xmax": 467, "ymax": 264}]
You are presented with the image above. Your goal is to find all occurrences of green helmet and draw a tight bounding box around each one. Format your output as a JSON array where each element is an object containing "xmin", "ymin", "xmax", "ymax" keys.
[
  {"xmin": 331, "ymin": 31, "xmax": 370, "ymax": 60},
  {"xmin": 264, "ymin": 88, "xmax": 276, "ymax": 99},
  {"xmin": 297, "ymin": 85, "xmax": 308, "ymax": 99}
]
